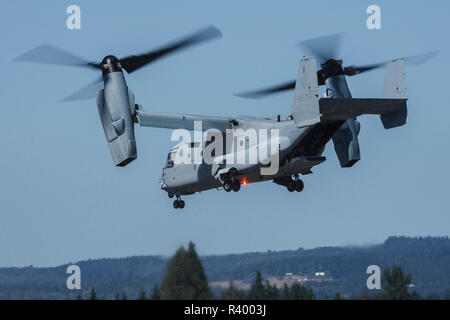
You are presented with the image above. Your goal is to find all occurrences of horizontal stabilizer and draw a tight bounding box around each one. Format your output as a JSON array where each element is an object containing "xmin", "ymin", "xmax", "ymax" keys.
[{"xmin": 319, "ymin": 98, "xmax": 407, "ymax": 121}]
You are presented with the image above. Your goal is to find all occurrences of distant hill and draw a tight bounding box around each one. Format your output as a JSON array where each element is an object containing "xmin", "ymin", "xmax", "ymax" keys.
[{"xmin": 1, "ymin": 236, "xmax": 449, "ymax": 299}]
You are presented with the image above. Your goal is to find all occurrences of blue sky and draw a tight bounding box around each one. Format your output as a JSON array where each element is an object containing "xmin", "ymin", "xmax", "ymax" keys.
[{"xmin": 0, "ymin": 0, "xmax": 449, "ymax": 267}]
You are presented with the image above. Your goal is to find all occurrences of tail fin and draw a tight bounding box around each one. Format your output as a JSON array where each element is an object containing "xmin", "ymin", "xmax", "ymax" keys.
[
  {"xmin": 291, "ymin": 57, "xmax": 320, "ymax": 128},
  {"xmin": 381, "ymin": 59, "xmax": 407, "ymax": 129}
]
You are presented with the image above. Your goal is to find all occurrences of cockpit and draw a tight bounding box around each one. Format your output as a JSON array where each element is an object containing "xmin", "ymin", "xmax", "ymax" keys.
[{"xmin": 165, "ymin": 142, "xmax": 202, "ymax": 169}]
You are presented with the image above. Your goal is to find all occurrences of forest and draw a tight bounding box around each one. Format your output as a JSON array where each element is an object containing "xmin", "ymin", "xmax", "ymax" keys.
[{"xmin": 1, "ymin": 236, "xmax": 449, "ymax": 299}]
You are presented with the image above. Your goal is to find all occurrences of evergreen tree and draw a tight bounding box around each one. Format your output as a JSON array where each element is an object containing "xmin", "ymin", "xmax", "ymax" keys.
[
  {"xmin": 221, "ymin": 280, "xmax": 246, "ymax": 300},
  {"xmin": 137, "ymin": 287, "xmax": 147, "ymax": 300},
  {"xmin": 150, "ymin": 285, "xmax": 162, "ymax": 300},
  {"xmin": 288, "ymin": 282, "xmax": 315, "ymax": 300},
  {"xmin": 89, "ymin": 287, "xmax": 98, "ymax": 300},
  {"xmin": 161, "ymin": 241, "xmax": 212, "ymax": 300},
  {"xmin": 409, "ymin": 291, "xmax": 422, "ymax": 300},
  {"xmin": 247, "ymin": 271, "xmax": 266, "ymax": 300},
  {"xmin": 381, "ymin": 266, "xmax": 413, "ymax": 300},
  {"xmin": 282, "ymin": 284, "xmax": 290, "ymax": 300},
  {"xmin": 265, "ymin": 281, "xmax": 279, "ymax": 300},
  {"xmin": 333, "ymin": 292, "xmax": 342, "ymax": 300}
]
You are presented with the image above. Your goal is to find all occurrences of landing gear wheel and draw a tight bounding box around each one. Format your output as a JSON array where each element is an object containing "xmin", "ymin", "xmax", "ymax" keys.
[
  {"xmin": 178, "ymin": 200, "xmax": 185, "ymax": 209},
  {"xmin": 296, "ymin": 180, "xmax": 304, "ymax": 192},
  {"xmin": 222, "ymin": 169, "xmax": 241, "ymax": 193},
  {"xmin": 231, "ymin": 177, "xmax": 241, "ymax": 192},
  {"xmin": 224, "ymin": 182, "xmax": 233, "ymax": 192},
  {"xmin": 173, "ymin": 200, "xmax": 179, "ymax": 209},
  {"xmin": 287, "ymin": 182, "xmax": 296, "ymax": 192}
]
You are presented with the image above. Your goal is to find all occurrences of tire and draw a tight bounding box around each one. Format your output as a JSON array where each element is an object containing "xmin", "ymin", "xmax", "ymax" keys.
[
  {"xmin": 178, "ymin": 200, "xmax": 185, "ymax": 209},
  {"xmin": 224, "ymin": 183, "xmax": 233, "ymax": 192},
  {"xmin": 296, "ymin": 180, "xmax": 304, "ymax": 192},
  {"xmin": 287, "ymin": 182, "xmax": 296, "ymax": 192},
  {"xmin": 173, "ymin": 200, "xmax": 179, "ymax": 209},
  {"xmin": 232, "ymin": 181, "xmax": 241, "ymax": 192}
]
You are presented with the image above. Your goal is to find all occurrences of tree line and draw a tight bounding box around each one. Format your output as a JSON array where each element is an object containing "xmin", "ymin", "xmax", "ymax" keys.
[{"xmin": 74, "ymin": 241, "xmax": 450, "ymax": 300}]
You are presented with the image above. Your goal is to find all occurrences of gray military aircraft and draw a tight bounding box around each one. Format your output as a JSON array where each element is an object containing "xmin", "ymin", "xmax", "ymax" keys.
[{"xmin": 15, "ymin": 31, "xmax": 435, "ymax": 209}]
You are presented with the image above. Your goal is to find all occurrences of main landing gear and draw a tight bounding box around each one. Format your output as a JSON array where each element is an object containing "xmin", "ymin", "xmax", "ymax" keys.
[
  {"xmin": 223, "ymin": 175, "xmax": 241, "ymax": 193},
  {"xmin": 287, "ymin": 174, "xmax": 304, "ymax": 193},
  {"xmin": 170, "ymin": 194, "xmax": 185, "ymax": 209}
]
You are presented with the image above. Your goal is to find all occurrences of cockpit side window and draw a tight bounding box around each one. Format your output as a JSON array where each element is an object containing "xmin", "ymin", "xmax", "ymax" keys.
[
  {"xmin": 166, "ymin": 151, "xmax": 176, "ymax": 168},
  {"xmin": 165, "ymin": 143, "xmax": 201, "ymax": 168}
]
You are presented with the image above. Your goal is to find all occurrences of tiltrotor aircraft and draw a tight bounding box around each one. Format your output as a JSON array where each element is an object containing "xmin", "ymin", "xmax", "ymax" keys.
[{"xmin": 15, "ymin": 29, "xmax": 435, "ymax": 209}]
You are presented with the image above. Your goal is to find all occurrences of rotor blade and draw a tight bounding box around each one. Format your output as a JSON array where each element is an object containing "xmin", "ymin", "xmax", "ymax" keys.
[
  {"xmin": 299, "ymin": 33, "xmax": 344, "ymax": 63},
  {"xmin": 344, "ymin": 51, "xmax": 439, "ymax": 76},
  {"xmin": 62, "ymin": 76, "xmax": 103, "ymax": 102},
  {"xmin": 403, "ymin": 50, "xmax": 439, "ymax": 65},
  {"xmin": 13, "ymin": 44, "xmax": 100, "ymax": 69},
  {"xmin": 343, "ymin": 63, "xmax": 385, "ymax": 76},
  {"xmin": 235, "ymin": 80, "xmax": 296, "ymax": 99},
  {"xmin": 119, "ymin": 25, "xmax": 222, "ymax": 74}
]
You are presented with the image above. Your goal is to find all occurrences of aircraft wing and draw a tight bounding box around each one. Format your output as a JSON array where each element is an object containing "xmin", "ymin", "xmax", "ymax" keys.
[{"xmin": 135, "ymin": 109, "xmax": 235, "ymax": 132}]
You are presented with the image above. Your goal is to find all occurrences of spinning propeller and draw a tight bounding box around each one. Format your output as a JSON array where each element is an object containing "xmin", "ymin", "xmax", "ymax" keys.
[
  {"xmin": 14, "ymin": 26, "xmax": 222, "ymax": 101},
  {"xmin": 236, "ymin": 33, "xmax": 437, "ymax": 99}
]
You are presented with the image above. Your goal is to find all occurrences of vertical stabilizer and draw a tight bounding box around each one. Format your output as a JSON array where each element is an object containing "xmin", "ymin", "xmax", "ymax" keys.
[
  {"xmin": 292, "ymin": 57, "xmax": 320, "ymax": 128},
  {"xmin": 381, "ymin": 59, "xmax": 407, "ymax": 129}
]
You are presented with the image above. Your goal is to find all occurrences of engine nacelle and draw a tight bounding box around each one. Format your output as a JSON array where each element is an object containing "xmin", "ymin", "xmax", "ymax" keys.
[
  {"xmin": 332, "ymin": 119, "xmax": 361, "ymax": 168},
  {"xmin": 96, "ymin": 86, "xmax": 137, "ymax": 167}
]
